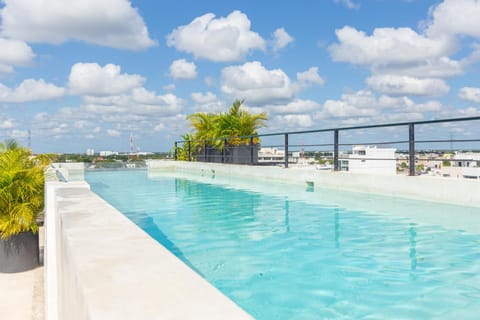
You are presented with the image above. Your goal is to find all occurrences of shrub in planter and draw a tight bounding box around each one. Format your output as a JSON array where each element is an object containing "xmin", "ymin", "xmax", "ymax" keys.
[
  {"xmin": 0, "ymin": 141, "xmax": 49, "ymax": 272},
  {"xmin": 185, "ymin": 99, "xmax": 267, "ymax": 164}
]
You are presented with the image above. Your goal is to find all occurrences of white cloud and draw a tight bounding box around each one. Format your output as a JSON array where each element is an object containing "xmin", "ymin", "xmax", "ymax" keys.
[
  {"xmin": 0, "ymin": 118, "xmax": 15, "ymax": 129},
  {"xmin": 266, "ymin": 99, "xmax": 321, "ymax": 114},
  {"xmin": 458, "ymin": 87, "xmax": 480, "ymax": 103},
  {"xmin": 204, "ymin": 76, "xmax": 216, "ymax": 87},
  {"xmin": 334, "ymin": 0, "xmax": 360, "ymax": 10},
  {"xmin": 167, "ymin": 10, "xmax": 265, "ymax": 62},
  {"xmin": 315, "ymin": 90, "xmax": 442, "ymax": 122},
  {"xmin": 191, "ymin": 92, "xmax": 224, "ymax": 113},
  {"xmin": 221, "ymin": 61, "xmax": 295, "ymax": 104},
  {"xmin": 154, "ymin": 123, "xmax": 165, "ymax": 132},
  {"xmin": 272, "ymin": 114, "xmax": 314, "ymax": 129},
  {"xmin": 82, "ymin": 88, "xmax": 184, "ymax": 117},
  {"xmin": 296, "ymin": 67, "xmax": 325, "ymax": 88},
  {"xmin": 191, "ymin": 92, "xmax": 218, "ymax": 104},
  {"xmin": 107, "ymin": 129, "xmax": 121, "ymax": 137},
  {"xmin": 169, "ymin": 59, "xmax": 197, "ymax": 80},
  {"xmin": 0, "ymin": 0, "xmax": 156, "ymax": 50},
  {"xmin": 68, "ymin": 63, "xmax": 144, "ymax": 96},
  {"xmin": 425, "ymin": 0, "xmax": 480, "ymax": 39},
  {"xmin": 329, "ymin": 26, "xmax": 454, "ymax": 67},
  {"xmin": 366, "ymin": 75, "xmax": 449, "ymax": 96},
  {"xmin": 163, "ymin": 84, "xmax": 176, "ymax": 92},
  {"xmin": 271, "ymin": 28, "xmax": 294, "ymax": 52},
  {"xmin": 0, "ymin": 79, "xmax": 65, "ymax": 103},
  {"xmin": 375, "ymin": 56, "xmax": 464, "ymax": 78},
  {"xmin": 11, "ymin": 129, "xmax": 28, "ymax": 139},
  {"xmin": 0, "ymin": 38, "xmax": 35, "ymax": 73}
]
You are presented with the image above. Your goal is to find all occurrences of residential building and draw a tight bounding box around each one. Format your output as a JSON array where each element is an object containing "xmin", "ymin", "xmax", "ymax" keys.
[{"xmin": 341, "ymin": 146, "xmax": 397, "ymax": 175}]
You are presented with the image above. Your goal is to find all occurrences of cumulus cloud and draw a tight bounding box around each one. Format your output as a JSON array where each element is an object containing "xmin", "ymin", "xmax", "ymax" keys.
[
  {"xmin": 315, "ymin": 90, "xmax": 442, "ymax": 123},
  {"xmin": 334, "ymin": 0, "xmax": 360, "ymax": 10},
  {"xmin": 296, "ymin": 67, "xmax": 325, "ymax": 88},
  {"xmin": 264, "ymin": 99, "xmax": 321, "ymax": 115},
  {"xmin": 424, "ymin": 0, "xmax": 480, "ymax": 39},
  {"xmin": 458, "ymin": 87, "xmax": 480, "ymax": 103},
  {"xmin": 169, "ymin": 59, "xmax": 197, "ymax": 80},
  {"xmin": 191, "ymin": 91, "xmax": 218, "ymax": 104},
  {"xmin": 375, "ymin": 56, "xmax": 464, "ymax": 78},
  {"xmin": 0, "ymin": 79, "xmax": 65, "ymax": 103},
  {"xmin": 107, "ymin": 129, "xmax": 121, "ymax": 137},
  {"xmin": 191, "ymin": 92, "xmax": 224, "ymax": 112},
  {"xmin": 0, "ymin": 118, "xmax": 15, "ymax": 129},
  {"xmin": 68, "ymin": 63, "xmax": 144, "ymax": 96},
  {"xmin": 328, "ymin": 18, "xmax": 479, "ymax": 97},
  {"xmin": 0, "ymin": 0, "xmax": 156, "ymax": 50},
  {"xmin": 271, "ymin": 28, "xmax": 294, "ymax": 52},
  {"xmin": 167, "ymin": 10, "xmax": 265, "ymax": 62},
  {"xmin": 329, "ymin": 26, "xmax": 454, "ymax": 67},
  {"xmin": 221, "ymin": 61, "xmax": 295, "ymax": 104},
  {"xmin": 272, "ymin": 114, "xmax": 314, "ymax": 129},
  {"xmin": 366, "ymin": 75, "xmax": 450, "ymax": 96},
  {"xmin": 0, "ymin": 38, "xmax": 35, "ymax": 73},
  {"xmin": 82, "ymin": 88, "xmax": 184, "ymax": 117}
]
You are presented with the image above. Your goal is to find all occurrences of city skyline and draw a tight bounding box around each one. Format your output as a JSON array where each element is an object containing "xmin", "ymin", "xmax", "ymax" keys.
[{"xmin": 0, "ymin": 0, "xmax": 479, "ymax": 153}]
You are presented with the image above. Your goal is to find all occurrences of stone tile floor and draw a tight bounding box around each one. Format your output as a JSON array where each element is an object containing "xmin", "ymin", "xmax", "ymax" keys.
[{"xmin": 0, "ymin": 227, "xmax": 44, "ymax": 320}]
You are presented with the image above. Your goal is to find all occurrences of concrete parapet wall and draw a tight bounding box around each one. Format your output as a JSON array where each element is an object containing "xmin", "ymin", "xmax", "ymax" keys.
[
  {"xmin": 147, "ymin": 160, "xmax": 480, "ymax": 208},
  {"xmin": 44, "ymin": 180, "xmax": 252, "ymax": 320}
]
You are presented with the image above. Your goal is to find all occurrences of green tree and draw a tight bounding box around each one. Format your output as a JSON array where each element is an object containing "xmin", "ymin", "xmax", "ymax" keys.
[
  {"xmin": 186, "ymin": 99, "xmax": 268, "ymax": 150},
  {"xmin": 0, "ymin": 141, "xmax": 49, "ymax": 239}
]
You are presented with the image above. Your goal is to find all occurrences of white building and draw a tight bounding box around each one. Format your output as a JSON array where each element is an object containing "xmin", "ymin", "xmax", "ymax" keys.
[
  {"xmin": 452, "ymin": 152, "xmax": 480, "ymax": 168},
  {"xmin": 99, "ymin": 150, "xmax": 119, "ymax": 157},
  {"xmin": 258, "ymin": 147, "xmax": 285, "ymax": 163},
  {"xmin": 341, "ymin": 146, "xmax": 397, "ymax": 175},
  {"xmin": 86, "ymin": 148, "xmax": 95, "ymax": 156}
]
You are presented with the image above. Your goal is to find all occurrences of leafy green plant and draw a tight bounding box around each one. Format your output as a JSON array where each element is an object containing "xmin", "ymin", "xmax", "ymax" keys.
[
  {"xmin": 0, "ymin": 140, "xmax": 50, "ymax": 240},
  {"xmin": 186, "ymin": 99, "xmax": 268, "ymax": 151}
]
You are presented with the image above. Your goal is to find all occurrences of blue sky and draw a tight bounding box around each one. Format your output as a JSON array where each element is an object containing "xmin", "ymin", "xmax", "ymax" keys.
[{"xmin": 0, "ymin": 0, "xmax": 479, "ymax": 153}]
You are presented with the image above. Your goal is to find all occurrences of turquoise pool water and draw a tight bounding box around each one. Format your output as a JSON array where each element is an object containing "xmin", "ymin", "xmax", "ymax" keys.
[{"xmin": 86, "ymin": 170, "xmax": 480, "ymax": 319}]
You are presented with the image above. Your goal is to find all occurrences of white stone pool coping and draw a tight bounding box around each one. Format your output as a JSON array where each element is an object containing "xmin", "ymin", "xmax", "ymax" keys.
[
  {"xmin": 146, "ymin": 160, "xmax": 480, "ymax": 208},
  {"xmin": 45, "ymin": 180, "xmax": 252, "ymax": 320}
]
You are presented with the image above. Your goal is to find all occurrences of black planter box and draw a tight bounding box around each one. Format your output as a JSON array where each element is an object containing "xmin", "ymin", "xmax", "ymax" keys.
[
  {"xmin": 197, "ymin": 145, "xmax": 259, "ymax": 164},
  {"xmin": 0, "ymin": 231, "xmax": 39, "ymax": 273}
]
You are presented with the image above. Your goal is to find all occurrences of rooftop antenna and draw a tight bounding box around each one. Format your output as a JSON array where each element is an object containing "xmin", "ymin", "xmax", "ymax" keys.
[
  {"xmin": 28, "ymin": 129, "xmax": 31, "ymax": 151},
  {"xmin": 129, "ymin": 133, "xmax": 134, "ymax": 160},
  {"xmin": 449, "ymin": 132, "xmax": 453, "ymax": 151}
]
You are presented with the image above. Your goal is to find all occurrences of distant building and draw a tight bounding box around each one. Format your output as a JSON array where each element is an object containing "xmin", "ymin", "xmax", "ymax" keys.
[
  {"xmin": 86, "ymin": 148, "xmax": 95, "ymax": 156},
  {"xmin": 341, "ymin": 146, "xmax": 397, "ymax": 175},
  {"xmin": 452, "ymin": 152, "xmax": 480, "ymax": 168},
  {"xmin": 258, "ymin": 147, "xmax": 285, "ymax": 163},
  {"xmin": 99, "ymin": 151, "xmax": 119, "ymax": 157}
]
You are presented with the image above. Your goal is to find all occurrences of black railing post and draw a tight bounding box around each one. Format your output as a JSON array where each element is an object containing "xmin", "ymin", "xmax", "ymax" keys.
[
  {"xmin": 334, "ymin": 129, "xmax": 339, "ymax": 171},
  {"xmin": 222, "ymin": 139, "xmax": 227, "ymax": 163},
  {"xmin": 203, "ymin": 140, "xmax": 207, "ymax": 162},
  {"xmin": 174, "ymin": 142, "xmax": 177, "ymax": 160},
  {"xmin": 409, "ymin": 123, "xmax": 415, "ymax": 176},
  {"xmin": 284, "ymin": 133, "xmax": 289, "ymax": 168},
  {"xmin": 188, "ymin": 141, "xmax": 191, "ymax": 162},
  {"xmin": 250, "ymin": 136, "xmax": 254, "ymax": 164}
]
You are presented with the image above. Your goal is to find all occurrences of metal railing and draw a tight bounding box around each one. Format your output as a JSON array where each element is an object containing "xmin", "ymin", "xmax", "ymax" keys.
[{"xmin": 174, "ymin": 116, "xmax": 480, "ymax": 176}]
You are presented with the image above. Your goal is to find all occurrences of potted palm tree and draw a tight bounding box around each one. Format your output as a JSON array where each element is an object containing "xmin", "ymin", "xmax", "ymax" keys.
[
  {"xmin": 186, "ymin": 99, "xmax": 268, "ymax": 164},
  {"xmin": 0, "ymin": 140, "xmax": 49, "ymax": 273}
]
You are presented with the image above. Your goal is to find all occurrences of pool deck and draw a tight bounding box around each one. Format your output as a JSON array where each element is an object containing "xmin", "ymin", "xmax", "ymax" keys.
[{"xmin": 0, "ymin": 227, "xmax": 44, "ymax": 320}]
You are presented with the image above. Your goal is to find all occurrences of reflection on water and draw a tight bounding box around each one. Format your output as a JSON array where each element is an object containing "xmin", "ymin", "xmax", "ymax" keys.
[{"xmin": 409, "ymin": 223, "xmax": 417, "ymax": 272}]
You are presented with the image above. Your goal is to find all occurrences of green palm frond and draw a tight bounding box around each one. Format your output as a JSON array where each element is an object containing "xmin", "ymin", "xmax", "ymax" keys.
[{"xmin": 0, "ymin": 140, "xmax": 49, "ymax": 239}]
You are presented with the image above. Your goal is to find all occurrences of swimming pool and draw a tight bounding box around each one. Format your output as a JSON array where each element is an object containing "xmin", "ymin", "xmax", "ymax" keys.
[{"xmin": 86, "ymin": 169, "xmax": 480, "ymax": 319}]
